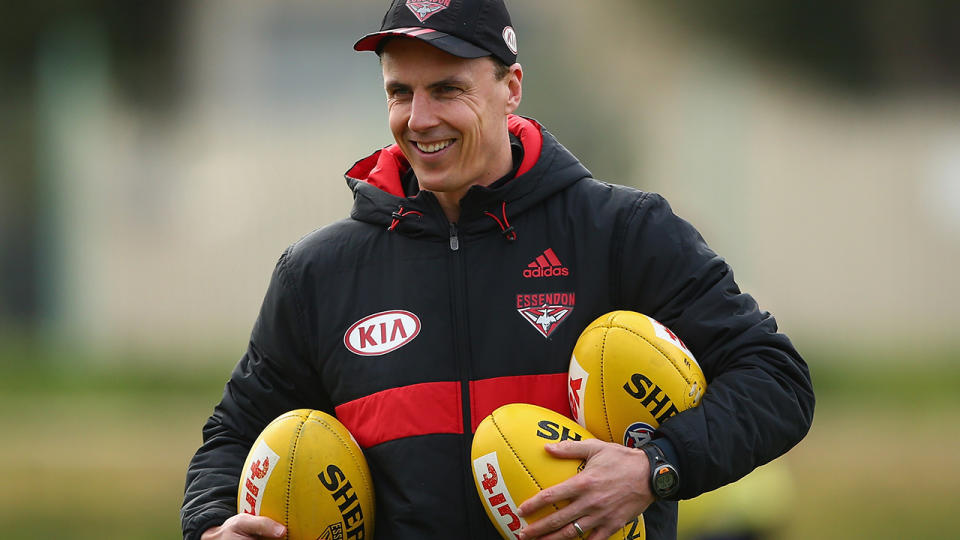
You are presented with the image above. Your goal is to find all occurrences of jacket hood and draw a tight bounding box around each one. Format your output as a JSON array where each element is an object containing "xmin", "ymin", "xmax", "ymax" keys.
[{"xmin": 344, "ymin": 115, "xmax": 592, "ymax": 239}]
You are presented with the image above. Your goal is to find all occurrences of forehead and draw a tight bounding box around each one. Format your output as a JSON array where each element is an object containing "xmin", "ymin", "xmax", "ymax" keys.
[{"xmin": 380, "ymin": 38, "xmax": 491, "ymax": 83}]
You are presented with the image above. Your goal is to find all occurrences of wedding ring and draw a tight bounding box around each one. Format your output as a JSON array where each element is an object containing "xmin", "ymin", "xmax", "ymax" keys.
[{"xmin": 572, "ymin": 521, "xmax": 585, "ymax": 539}]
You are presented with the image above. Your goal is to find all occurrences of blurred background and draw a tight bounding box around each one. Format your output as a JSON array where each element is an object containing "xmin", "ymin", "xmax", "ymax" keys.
[{"xmin": 1, "ymin": 1, "xmax": 958, "ymax": 538}]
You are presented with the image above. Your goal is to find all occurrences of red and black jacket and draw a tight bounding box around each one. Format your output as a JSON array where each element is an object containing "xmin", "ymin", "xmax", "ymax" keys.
[{"xmin": 181, "ymin": 116, "xmax": 814, "ymax": 540}]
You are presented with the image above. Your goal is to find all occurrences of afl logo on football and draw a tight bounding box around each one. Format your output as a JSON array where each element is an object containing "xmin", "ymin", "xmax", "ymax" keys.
[
  {"xmin": 344, "ymin": 310, "xmax": 421, "ymax": 356},
  {"xmin": 623, "ymin": 421, "xmax": 656, "ymax": 448},
  {"xmin": 319, "ymin": 523, "xmax": 343, "ymax": 540},
  {"xmin": 502, "ymin": 26, "xmax": 518, "ymax": 55}
]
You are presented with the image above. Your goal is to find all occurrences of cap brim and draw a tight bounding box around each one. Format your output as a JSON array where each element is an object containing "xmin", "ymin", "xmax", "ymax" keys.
[{"xmin": 354, "ymin": 27, "xmax": 491, "ymax": 59}]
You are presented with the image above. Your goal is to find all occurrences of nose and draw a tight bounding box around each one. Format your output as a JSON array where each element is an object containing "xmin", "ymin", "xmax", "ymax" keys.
[{"xmin": 407, "ymin": 91, "xmax": 439, "ymax": 133}]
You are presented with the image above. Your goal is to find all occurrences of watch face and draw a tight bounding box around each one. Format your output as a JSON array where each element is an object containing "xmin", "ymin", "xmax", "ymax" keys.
[{"xmin": 654, "ymin": 466, "xmax": 678, "ymax": 494}]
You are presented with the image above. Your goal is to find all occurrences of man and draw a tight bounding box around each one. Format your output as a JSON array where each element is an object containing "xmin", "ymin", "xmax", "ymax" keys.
[{"xmin": 181, "ymin": 1, "xmax": 815, "ymax": 539}]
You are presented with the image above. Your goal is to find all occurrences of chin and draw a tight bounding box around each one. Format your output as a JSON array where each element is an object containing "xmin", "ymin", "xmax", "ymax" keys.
[
  {"xmin": 411, "ymin": 169, "xmax": 450, "ymax": 191},
  {"xmin": 415, "ymin": 179, "xmax": 451, "ymax": 194}
]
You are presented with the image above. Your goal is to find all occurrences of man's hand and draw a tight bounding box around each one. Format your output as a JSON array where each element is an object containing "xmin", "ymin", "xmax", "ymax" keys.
[
  {"xmin": 517, "ymin": 439, "xmax": 653, "ymax": 540},
  {"xmin": 201, "ymin": 514, "xmax": 286, "ymax": 540}
]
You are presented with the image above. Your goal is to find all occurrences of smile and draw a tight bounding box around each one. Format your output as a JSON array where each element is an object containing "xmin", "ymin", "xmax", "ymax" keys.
[{"xmin": 415, "ymin": 139, "xmax": 456, "ymax": 154}]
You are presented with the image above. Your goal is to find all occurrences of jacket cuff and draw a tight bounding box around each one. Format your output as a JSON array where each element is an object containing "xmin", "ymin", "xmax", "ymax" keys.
[
  {"xmin": 183, "ymin": 511, "xmax": 232, "ymax": 540},
  {"xmin": 651, "ymin": 437, "xmax": 680, "ymax": 475}
]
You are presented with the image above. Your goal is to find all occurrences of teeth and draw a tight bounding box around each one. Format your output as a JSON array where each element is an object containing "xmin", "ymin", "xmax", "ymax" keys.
[{"xmin": 416, "ymin": 139, "xmax": 454, "ymax": 153}]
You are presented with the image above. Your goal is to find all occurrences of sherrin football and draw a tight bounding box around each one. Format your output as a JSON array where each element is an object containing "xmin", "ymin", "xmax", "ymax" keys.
[
  {"xmin": 237, "ymin": 409, "xmax": 374, "ymax": 540},
  {"xmin": 471, "ymin": 403, "xmax": 644, "ymax": 540},
  {"xmin": 568, "ymin": 311, "xmax": 707, "ymax": 448}
]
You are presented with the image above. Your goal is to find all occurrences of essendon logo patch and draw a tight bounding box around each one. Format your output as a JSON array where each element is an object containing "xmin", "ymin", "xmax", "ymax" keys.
[
  {"xmin": 516, "ymin": 292, "xmax": 574, "ymax": 338},
  {"xmin": 344, "ymin": 310, "xmax": 421, "ymax": 356},
  {"xmin": 406, "ymin": 0, "xmax": 450, "ymax": 22},
  {"xmin": 523, "ymin": 248, "xmax": 570, "ymax": 278}
]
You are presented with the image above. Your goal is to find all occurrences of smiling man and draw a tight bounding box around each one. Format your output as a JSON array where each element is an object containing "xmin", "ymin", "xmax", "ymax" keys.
[
  {"xmin": 381, "ymin": 37, "xmax": 521, "ymax": 222},
  {"xmin": 181, "ymin": 1, "xmax": 814, "ymax": 540}
]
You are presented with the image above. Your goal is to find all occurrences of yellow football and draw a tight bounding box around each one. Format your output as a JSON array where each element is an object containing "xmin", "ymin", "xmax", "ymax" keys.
[
  {"xmin": 568, "ymin": 311, "xmax": 707, "ymax": 448},
  {"xmin": 471, "ymin": 403, "xmax": 644, "ymax": 540},
  {"xmin": 237, "ymin": 409, "xmax": 374, "ymax": 540}
]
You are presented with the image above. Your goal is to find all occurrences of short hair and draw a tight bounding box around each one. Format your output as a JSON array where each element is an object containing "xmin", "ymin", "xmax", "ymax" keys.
[{"xmin": 491, "ymin": 57, "xmax": 510, "ymax": 81}]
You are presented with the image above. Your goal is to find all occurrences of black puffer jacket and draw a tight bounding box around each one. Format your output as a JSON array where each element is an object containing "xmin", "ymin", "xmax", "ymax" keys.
[{"xmin": 181, "ymin": 116, "xmax": 814, "ymax": 540}]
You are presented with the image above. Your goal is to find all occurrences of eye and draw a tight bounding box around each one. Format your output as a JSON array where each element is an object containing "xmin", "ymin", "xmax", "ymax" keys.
[
  {"xmin": 435, "ymin": 85, "xmax": 463, "ymax": 98},
  {"xmin": 386, "ymin": 86, "xmax": 412, "ymax": 100}
]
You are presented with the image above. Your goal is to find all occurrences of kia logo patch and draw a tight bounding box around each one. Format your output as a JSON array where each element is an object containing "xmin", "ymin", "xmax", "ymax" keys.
[{"xmin": 344, "ymin": 310, "xmax": 421, "ymax": 356}]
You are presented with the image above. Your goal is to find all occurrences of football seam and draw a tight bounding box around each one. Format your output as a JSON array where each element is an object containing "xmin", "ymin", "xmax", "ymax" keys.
[
  {"xmin": 286, "ymin": 414, "xmax": 308, "ymax": 539},
  {"xmin": 309, "ymin": 413, "xmax": 375, "ymax": 512},
  {"xmin": 490, "ymin": 411, "xmax": 562, "ymax": 514},
  {"xmin": 598, "ymin": 327, "xmax": 614, "ymax": 443},
  {"xmin": 610, "ymin": 323, "xmax": 698, "ymax": 386}
]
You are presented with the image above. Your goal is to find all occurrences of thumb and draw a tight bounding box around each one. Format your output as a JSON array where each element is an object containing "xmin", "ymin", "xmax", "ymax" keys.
[
  {"xmin": 238, "ymin": 514, "xmax": 286, "ymax": 538},
  {"xmin": 543, "ymin": 438, "xmax": 604, "ymax": 459}
]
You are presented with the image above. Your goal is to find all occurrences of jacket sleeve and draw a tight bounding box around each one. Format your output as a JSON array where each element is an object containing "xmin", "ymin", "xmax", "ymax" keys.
[
  {"xmin": 180, "ymin": 247, "xmax": 332, "ymax": 540},
  {"xmin": 616, "ymin": 192, "xmax": 815, "ymax": 500}
]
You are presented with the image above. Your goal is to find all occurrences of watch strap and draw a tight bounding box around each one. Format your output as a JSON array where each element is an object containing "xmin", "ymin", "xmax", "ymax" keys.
[{"xmin": 640, "ymin": 442, "xmax": 680, "ymax": 500}]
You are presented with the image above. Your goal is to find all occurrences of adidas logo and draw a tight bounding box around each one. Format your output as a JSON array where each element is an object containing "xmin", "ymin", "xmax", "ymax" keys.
[{"xmin": 523, "ymin": 248, "xmax": 570, "ymax": 278}]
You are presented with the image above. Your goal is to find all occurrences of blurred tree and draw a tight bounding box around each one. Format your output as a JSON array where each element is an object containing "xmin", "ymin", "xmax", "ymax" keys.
[
  {"xmin": 0, "ymin": 1, "xmax": 184, "ymax": 331},
  {"xmin": 1, "ymin": 1, "xmax": 184, "ymax": 105},
  {"xmin": 663, "ymin": 0, "xmax": 960, "ymax": 92}
]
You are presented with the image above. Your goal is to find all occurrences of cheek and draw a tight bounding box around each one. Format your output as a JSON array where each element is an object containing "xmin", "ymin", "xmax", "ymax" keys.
[
  {"xmin": 387, "ymin": 104, "xmax": 409, "ymax": 136},
  {"xmin": 474, "ymin": 103, "xmax": 504, "ymax": 143},
  {"xmin": 457, "ymin": 103, "xmax": 489, "ymax": 141}
]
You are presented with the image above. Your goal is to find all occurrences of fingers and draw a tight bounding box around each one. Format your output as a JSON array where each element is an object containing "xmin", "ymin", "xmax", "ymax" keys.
[
  {"xmin": 522, "ymin": 515, "xmax": 626, "ymax": 540},
  {"xmin": 584, "ymin": 522, "xmax": 619, "ymax": 540},
  {"xmin": 559, "ymin": 520, "xmax": 588, "ymax": 540},
  {"xmin": 517, "ymin": 500, "xmax": 583, "ymax": 538},
  {"xmin": 519, "ymin": 476, "xmax": 601, "ymax": 539},
  {"xmin": 518, "ymin": 439, "xmax": 651, "ymax": 540},
  {"xmin": 241, "ymin": 515, "xmax": 286, "ymax": 538},
  {"xmin": 517, "ymin": 468, "xmax": 590, "ymax": 521},
  {"xmin": 518, "ymin": 439, "xmax": 652, "ymax": 540},
  {"xmin": 518, "ymin": 440, "xmax": 603, "ymax": 520},
  {"xmin": 520, "ymin": 519, "xmax": 589, "ymax": 540},
  {"xmin": 523, "ymin": 516, "xmax": 619, "ymax": 540},
  {"xmin": 203, "ymin": 514, "xmax": 286, "ymax": 539}
]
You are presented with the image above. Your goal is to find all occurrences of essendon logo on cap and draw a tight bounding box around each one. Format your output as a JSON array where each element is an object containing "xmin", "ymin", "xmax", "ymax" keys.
[
  {"xmin": 406, "ymin": 0, "xmax": 451, "ymax": 23},
  {"xmin": 502, "ymin": 26, "xmax": 518, "ymax": 55}
]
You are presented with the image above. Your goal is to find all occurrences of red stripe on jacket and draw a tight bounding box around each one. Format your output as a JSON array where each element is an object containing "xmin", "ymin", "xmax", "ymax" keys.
[
  {"xmin": 334, "ymin": 373, "xmax": 570, "ymax": 448},
  {"xmin": 335, "ymin": 381, "xmax": 462, "ymax": 448},
  {"xmin": 469, "ymin": 373, "xmax": 569, "ymax": 432}
]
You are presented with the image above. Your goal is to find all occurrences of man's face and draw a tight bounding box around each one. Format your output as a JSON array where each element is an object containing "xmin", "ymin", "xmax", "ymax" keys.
[{"xmin": 381, "ymin": 38, "xmax": 521, "ymax": 203}]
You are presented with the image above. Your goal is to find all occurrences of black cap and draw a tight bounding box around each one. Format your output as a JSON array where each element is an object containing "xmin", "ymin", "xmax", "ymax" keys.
[{"xmin": 354, "ymin": 0, "xmax": 518, "ymax": 66}]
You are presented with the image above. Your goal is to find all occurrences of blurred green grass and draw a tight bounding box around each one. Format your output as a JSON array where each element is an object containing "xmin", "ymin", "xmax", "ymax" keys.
[{"xmin": 1, "ymin": 342, "xmax": 957, "ymax": 539}]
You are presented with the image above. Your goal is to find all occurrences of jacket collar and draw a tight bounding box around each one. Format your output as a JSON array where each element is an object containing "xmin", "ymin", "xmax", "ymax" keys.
[
  {"xmin": 344, "ymin": 115, "xmax": 543, "ymax": 197},
  {"xmin": 344, "ymin": 116, "xmax": 590, "ymax": 238}
]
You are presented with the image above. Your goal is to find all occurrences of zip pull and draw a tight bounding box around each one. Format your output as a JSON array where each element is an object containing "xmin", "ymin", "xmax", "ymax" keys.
[{"xmin": 449, "ymin": 223, "xmax": 460, "ymax": 251}]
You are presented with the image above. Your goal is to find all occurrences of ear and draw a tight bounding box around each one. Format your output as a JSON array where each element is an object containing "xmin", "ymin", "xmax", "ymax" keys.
[{"xmin": 505, "ymin": 63, "xmax": 523, "ymax": 114}]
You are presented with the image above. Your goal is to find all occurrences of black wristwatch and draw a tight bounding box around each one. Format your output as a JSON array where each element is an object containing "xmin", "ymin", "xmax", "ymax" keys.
[{"xmin": 639, "ymin": 443, "xmax": 680, "ymax": 500}]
